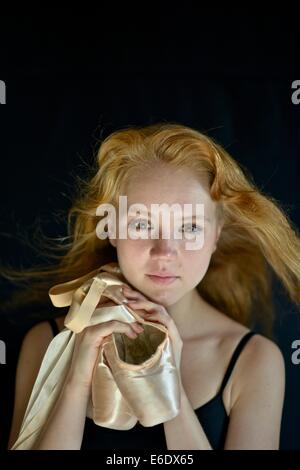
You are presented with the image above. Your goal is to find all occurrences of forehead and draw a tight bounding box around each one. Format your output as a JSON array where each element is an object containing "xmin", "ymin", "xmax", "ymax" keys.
[{"xmin": 123, "ymin": 165, "xmax": 216, "ymax": 214}]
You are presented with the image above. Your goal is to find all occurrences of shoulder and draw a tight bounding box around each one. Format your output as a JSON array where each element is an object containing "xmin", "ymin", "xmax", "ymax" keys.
[
  {"xmin": 207, "ymin": 306, "xmax": 285, "ymax": 384},
  {"xmin": 230, "ymin": 333, "xmax": 285, "ymax": 407},
  {"xmin": 22, "ymin": 316, "xmax": 64, "ymax": 348},
  {"xmin": 22, "ymin": 320, "xmax": 57, "ymax": 349},
  {"xmin": 238, "ymin": 333, "xmax": 285, "ymax": 374},
  {"xmin": 12, "ymin": 321, "xmax": 57, "ymax": 380},
  {"xmin": 213, "ymin": 309, "xmax": 284, "ymax": 373},
  {"xmin": 19, "ymin": 317, "xmax": 65, "ymax": 369}
]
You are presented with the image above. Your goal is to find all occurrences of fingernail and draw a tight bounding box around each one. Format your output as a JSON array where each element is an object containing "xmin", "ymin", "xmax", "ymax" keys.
[{"xmin": 122, "ymin": 299, "xmax": 129, "ymax": 303}]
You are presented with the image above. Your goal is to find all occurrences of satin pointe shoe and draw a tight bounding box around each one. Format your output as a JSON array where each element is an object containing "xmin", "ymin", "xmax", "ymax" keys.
[
  {"xmin": 102, "ymin": 309, "xmax": 181, "ymax": 427},
  {"xmin": 90, "ymin": 337, "xmax": 138, "ymax": 430}
]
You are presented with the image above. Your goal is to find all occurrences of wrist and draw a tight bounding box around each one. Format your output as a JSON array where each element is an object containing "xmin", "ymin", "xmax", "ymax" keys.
[{"xmin": 63, "ymin": 375, "xmax": 91, "ymax": 402}]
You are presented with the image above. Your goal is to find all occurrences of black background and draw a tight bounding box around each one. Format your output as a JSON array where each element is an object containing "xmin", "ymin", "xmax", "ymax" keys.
[{"xmin": 0, "ymin": 9, "xmax": 299, "ymax": 451}]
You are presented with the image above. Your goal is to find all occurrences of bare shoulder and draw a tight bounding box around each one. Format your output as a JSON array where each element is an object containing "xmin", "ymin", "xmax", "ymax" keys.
[
  {"xmin": 15, "ymin": 320, "xmax": 59, "ymax": 383},
  {"xmin": 230, "ymin": 333, "xmax": 285, "ymax": 407},
  {"xmin": 209, "ymin": 309, "xmax": 285, "ymax": 407},
  {"xmin": 211, "ymin": 306, "xmax": 284, "ymax": 371},
  {"xmin": 17, "ymin": 319, "xmax": 64, "ymax": 367},
  {"xmin": 8, "ymin": 320, "xmax": 58, "ymax": 449},
  {"xmin": 237, "ymin": 333, "xmax": 285, "ymax": 373},
  {"xmin": 22, "ymin": 320, "xmax": 57, "ymax": 350}
]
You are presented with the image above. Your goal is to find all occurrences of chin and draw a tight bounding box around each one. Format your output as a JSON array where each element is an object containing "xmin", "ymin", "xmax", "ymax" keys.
[{"xmin": 147, "ymin": 292, "xmax": 180, "ymax": 307}]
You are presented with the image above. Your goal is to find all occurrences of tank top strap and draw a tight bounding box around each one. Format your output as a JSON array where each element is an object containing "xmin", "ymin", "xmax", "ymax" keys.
[
  {"xmin": 219, "ymin": 331, "xmax": 256, "ymax": 393},
  {"xmin": 48, "ymin": 318, "xmax": 59, "ymax": 337}
]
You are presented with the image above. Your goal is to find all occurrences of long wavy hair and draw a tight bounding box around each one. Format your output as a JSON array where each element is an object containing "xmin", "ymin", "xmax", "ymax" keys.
[{"xmin": 1, "ymin": 122, "xmax": 300, "ymax": 336}]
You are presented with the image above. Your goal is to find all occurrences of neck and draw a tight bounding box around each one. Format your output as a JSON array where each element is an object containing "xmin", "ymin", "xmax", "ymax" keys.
[{"xmin": 166, "ymin": 288, "xmax": 212, "ymax": 340}]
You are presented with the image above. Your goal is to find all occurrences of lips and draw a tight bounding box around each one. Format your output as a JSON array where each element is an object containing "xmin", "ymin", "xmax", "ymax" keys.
[
  {"xmin": 146, "ymin": 273, "xmax": 179, "ymax": 285},
  {"xmin": 147, "ymin": 272, "xmax": 178, "ymax": 278}
]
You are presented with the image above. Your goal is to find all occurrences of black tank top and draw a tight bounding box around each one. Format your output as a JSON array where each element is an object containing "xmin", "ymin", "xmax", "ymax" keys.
[{"xmin": 47, "ymin": 318, "xmax": 256, "ymax": 450}]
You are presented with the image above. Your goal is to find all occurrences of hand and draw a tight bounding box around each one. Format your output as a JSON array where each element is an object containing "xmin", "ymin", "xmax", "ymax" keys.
[
  {"xmin": 121, "ymin": 285, "xmax": 183, "ymax": 373},
  {"xmin": 66, "ymin": 305, "xmax": 144, "ymax": 392}
]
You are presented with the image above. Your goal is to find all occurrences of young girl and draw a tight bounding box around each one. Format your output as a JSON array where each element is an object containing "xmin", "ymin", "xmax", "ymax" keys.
[{"xmin": 6, "ymin": 123, "xmax": 300, "ymax": 450}]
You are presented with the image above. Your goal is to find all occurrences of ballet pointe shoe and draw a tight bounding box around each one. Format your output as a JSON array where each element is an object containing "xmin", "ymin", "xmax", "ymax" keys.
[
  {"xmin": 91, "ymin": 337, "xmax": 138, "ymax": 430},
  {"xmin": 102, "ymin": 308, "xmax": 181, "ymax": 427}
]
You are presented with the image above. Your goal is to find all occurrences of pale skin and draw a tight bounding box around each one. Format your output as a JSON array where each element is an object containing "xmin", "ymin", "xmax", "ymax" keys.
[{"xmin": 8, "ymin": 164, "xmax": 285, "ymax": 450}]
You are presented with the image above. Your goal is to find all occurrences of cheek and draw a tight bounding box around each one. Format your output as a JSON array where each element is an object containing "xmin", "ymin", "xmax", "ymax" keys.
[
  {"xmin": 182, "ymin": 237, "xmax": 215, "ymax": 280},
  {"xmin": 185, "ymin": 251, "xmax": 211, "ymax": 277},
  {"xmin": 116, "ymin": 239, "xmax": 147, "ymax": 260},
  {"xmin": 115, "ymin": 240, "xmax": 148, "ymax": 283}
]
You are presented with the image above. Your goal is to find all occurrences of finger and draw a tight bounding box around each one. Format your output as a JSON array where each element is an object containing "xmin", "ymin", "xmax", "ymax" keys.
[
  {"xmin": 141, "ymin": 310, "xmax": 172, "ymax": 328},
  {"xmin": 89, "ymin": 320, "xmax": 143, "ymax": 340},
  {"xmin": 130, "ymin": 321, "xmax": 145, "ymax": 333},
  {"xmin": 121, "ymin": 285, "xmax": 136, "ymax": 293},
  {"xmin": 121, "ymin": 290, "xmax": 139, "ymax": 300},
  {"xmin": 126, "ymin": 299, "xmax": 157, "ymax": 312},
  {"xmin": 127, "ymin": 301, "xmax": 171, "ymax": 327},
  {"xmin": 126, "ymin": 301, "xmax": 167, "ymax": 325},
  {"xmin": 122, "ymin": 285, "xmax": 147, "ymax": 300},
  {"xmin": 97, "ymin": 286, "xmax": 130, "ymax": 307}
]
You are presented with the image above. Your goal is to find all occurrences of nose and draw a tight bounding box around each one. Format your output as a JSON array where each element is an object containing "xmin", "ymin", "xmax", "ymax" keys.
[{"xmin": 150, "ymin": 237, "xmax": 178, "ymax": 260}]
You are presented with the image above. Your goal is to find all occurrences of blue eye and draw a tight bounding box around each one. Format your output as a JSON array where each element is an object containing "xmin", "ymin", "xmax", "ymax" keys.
[
  {"xmin": 181, "ymin": 223, "xmax": 203, "ymax": 233},
  {"xmin": 129, "ymin": 219, "xmax": 152, "ymax": 231},
  {"xmin": 128, "ymin": 220, "xmax": 203, "ymax": 234}
]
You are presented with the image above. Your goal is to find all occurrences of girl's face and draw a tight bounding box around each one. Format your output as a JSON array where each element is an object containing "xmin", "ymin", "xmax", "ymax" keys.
[{"xmin": 109, "ymin": 165, "xmax": 223, "ymax": 307}]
